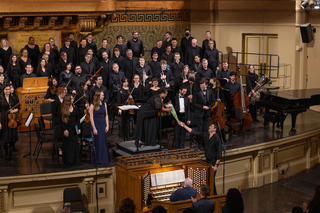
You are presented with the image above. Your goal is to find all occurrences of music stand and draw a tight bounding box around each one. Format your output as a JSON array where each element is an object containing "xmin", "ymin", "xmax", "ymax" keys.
[{"xmin": 23, "ymin": 112, "xmax": 33, "ymax": 158}]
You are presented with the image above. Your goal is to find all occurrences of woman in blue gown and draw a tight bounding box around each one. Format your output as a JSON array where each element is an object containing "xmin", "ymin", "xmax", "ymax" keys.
[{"xmin": 89, "ymin": 90, "xmax": 109, "ymax": 164}]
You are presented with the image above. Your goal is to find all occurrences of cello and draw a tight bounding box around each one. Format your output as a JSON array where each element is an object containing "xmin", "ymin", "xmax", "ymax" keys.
[
  {"xmin": 231, "ymin": 66, "xmax": 252, "ymax": 131},
  {"xmin": 209, "ymin": 84, "xmax": 225, "ymax": 129}
]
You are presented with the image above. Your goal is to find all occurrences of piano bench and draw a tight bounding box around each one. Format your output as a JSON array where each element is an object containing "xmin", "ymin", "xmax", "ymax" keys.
[{"xmin": 263, "ymin": 112, "xmax": 285, "ymax": 132}]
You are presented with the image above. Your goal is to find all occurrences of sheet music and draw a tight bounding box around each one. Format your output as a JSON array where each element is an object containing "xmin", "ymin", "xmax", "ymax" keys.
[
  {"xmin": 118, "ymin": 105, "xmax": 139, "ymax": 110},
  {"xmin": 150, "ymin": 169, "xmax": 185, "ymax": 187}
]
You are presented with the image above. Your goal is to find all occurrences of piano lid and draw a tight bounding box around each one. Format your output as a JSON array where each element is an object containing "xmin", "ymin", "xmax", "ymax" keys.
[{"xmin": 268, "ymin": 88, "xmax": 320, "ymax": 100}]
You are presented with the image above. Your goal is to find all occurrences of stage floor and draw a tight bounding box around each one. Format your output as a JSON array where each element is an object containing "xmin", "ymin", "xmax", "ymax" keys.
[{"xmin": 1, "ymin": 109, "xmax": 320, "ymax": 178}]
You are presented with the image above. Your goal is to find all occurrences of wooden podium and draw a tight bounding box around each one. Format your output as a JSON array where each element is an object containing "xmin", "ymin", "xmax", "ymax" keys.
[{"xmin": 16, "ymin": 77, "xmax": 49, "ymax": 132}]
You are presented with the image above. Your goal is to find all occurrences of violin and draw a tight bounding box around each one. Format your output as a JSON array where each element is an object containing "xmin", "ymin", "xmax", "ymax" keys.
[
  {"xmin": 210, "ymin": 85, "xmax": 226, "ymax": 129},
  {"xmin": 8, "ymin": 103, "xmax": 18, "ymax": 128},
  {"xmin": 83, "ymin": 100, "xmax": 90, "ymax": 123},
  {"xmin": 127, "ymin": 89, "xmax": 136, "ymax": 115},
  {"xmin": 231, "ymin": 66, "xmax": 252, "ymax": 131}
]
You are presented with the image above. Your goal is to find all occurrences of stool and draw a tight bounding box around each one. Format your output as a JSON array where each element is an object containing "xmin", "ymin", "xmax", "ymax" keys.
[{"xmin": 263, "ymin": 112, "xmax": 285, "ymax": 132}]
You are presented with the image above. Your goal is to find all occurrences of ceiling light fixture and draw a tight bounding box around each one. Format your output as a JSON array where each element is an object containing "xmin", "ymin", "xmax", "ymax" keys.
[{"xmin": 314, "ymin": 0, "xmax": 320, "ymax": 9}]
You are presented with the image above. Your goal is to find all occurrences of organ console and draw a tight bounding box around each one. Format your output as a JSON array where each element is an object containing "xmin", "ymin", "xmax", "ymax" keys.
[{"xmin": 116, "ymin": 149, "xmax": 214, "ymax": 212}]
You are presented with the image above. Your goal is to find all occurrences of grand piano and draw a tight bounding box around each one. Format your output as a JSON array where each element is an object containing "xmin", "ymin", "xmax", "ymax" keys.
[{"xmin": 256, "ymin": 88, "xmax": 320, "ymax": 135}]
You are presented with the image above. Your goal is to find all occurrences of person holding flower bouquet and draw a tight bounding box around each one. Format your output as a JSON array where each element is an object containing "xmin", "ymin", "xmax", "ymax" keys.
[{"xmin": 172, "ymin": 85, "xmax": 191, "ymax": 149}]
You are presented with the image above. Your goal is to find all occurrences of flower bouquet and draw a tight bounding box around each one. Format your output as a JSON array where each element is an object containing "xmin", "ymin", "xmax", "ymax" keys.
[{"xmin": 165, "ymin": 102, "xmax": 180, "ymax": 123}]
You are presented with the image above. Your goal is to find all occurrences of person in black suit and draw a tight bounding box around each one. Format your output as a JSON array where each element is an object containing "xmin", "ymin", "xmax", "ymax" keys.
[
  {"xmin": 98, "ymin": 51, "xmax": 114, "ymax": 89},
  {"xmin": 126, "ymin": 31, "xmax": 144, "ymax": 58},
  {"xmin": 80, "ymin": 53, "xmax": 96, "ymax": 76},
  {"xmin": 122, "ymin": 49, "xmax": 138, "ymax": 83},
  {"xmin": 86, "ymin": 34, "xmax": 97, "ymax": 55},
  {"xmin": 151, "ymin": 40, "xmax": 164, "ymax": 62},
  {"xmin": 192, "ymin": 78, "xmax": 215, "ymax": 150},
  {"xmin": 109, "ymin": 63, "xmax": 125, "ymax": 100},
  {"xmin": 191, "ymin": 185, "xmax": 215, "ymax": 213},
  {"xmin": 156, "ymin": 60, "xmax": 174, "ymax": 90},
  {"xmin": 97, "ymin": 39, "xmax": 111, "ymax": 61},
  {"xmin": 135, "ymin": 56, "xmax": 152, "ymax": 88},
  {"xmin": 173, "ymin": 85, "xmax": 190, "ymax": 149},
  {"xmin": 170, "ymin": 178, "xmax": 197, "ymax": 202},
  {"xmin": 171, "ymin": 38, "xmax": 184, "ymax": 62},
  {"xmin": 185, "ymin": 39, "xmax": 202, "ymax": 67}
]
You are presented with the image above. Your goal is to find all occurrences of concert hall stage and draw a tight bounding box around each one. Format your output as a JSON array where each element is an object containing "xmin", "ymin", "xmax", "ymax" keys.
[{"xmin": 0, "ymin": 109, "xmax": 320, "ymax": 212}]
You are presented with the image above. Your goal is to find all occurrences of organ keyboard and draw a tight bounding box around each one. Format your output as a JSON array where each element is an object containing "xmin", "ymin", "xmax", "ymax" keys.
[{"xmin": 116, "ymin": 149, "xmax": 214, "ymax": 212}]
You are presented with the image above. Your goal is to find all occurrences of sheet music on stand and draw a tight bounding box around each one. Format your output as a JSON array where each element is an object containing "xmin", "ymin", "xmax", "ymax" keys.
[
  {"xmin": 150, "ymin": 169, "xmax": 185, "ymax": 187},
  {"xmin": 118, "ymin": 105, "xmax": 139, "ymax": 111}
]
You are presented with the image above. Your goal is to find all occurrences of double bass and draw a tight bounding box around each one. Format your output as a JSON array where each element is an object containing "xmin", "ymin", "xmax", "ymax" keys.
[
  {"xmin": 231, "ymin": 66, "xmax": 252, "ymax": 130},
  {"xmin": 210, "ymin": 85, "xmax": 225, "ymax": 129}
]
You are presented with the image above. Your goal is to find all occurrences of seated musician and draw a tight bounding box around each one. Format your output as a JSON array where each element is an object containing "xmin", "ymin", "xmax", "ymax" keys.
[
  {"xmin": 44, "ymin": 77, "xmax": 58, "ymax": 102},
  {"xmin": 20, "ymin": 63, "xmax": 36, "ymax": 86},
  {"xmin": 172, "ymin": 85, "xmax": 191, "ymax": 149},
  {"xmin": 89, "ymin": 74, "xmax": 109, "ymax": 104},
  {"xmin": 74, "ymin": 82, "xmax": 90, "ymax": 120},
  {"xmin": 59, "ymin": 62, "xmax": 72, "ymax": 87},
  {"xmin": 170, "ymin": 178, "xmax": 197, "ymax": 202},
  {"xmin": 192, "ymin": 78, "xmax": 216, "ymax": 151},
  {"xmin": 156, "ymin": 60, "xmax": 174, "ymax": 90},
  {"xmin": 109, "ymin": 63, "xmax": 125, "ymax": 101},
  {"xmin": 147, "ymin": 78, "xmax": 161, "ymax": 100},
  {"xmin": 117, "ymin": 77, "xmax": 131, "ymax": 141},
  {"xmin": 130, "ymin": 74, "xmax": 144, "ymax": 101},
  {"xmin": 224, "ymin": 71, "xmax": 240, "ymax": 113},
  {"xmin": 217, "ymin": 60, "xmax": 232, "ymax": 83},
  {"xmin": 191, "ymin": 185, "xmax": 215, "ymax": 213}
]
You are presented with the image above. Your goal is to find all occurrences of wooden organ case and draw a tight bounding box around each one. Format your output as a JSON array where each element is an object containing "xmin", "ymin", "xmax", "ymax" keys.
[
  {"xmin": 16, "ymin": 77, "xmax": 49, "ymax": 131},
  {"xmin": 116, "ymin": 149, "xmax": 214, "ymax": 212}
]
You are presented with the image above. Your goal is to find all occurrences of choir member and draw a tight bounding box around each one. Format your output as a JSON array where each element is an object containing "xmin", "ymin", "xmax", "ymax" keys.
[
  {"xmin": 51, "ymin": 87, "xmax": 66, "ymax": 128},
  {"xmin": 185, "ymin": 39, "xmax": 202, "ymax": 67},
  {"xmin": 18, "ymin": 48, "xmax": 32, "ymax": 75},
  {"xmin": 113, "ymin": 35, "xmax": 127, "ymax": 58},
  {"xmin": 111, "ymin": 48, "xmax": 124, "ymax": 70},
  {"xmin": 58, "ymin": 51, "xmax": 69, "ymax": 75},
  {"xmin": 148, "ymin": 52, "xmax": 161, "ymax": 77},
  {"xmin": 7, "ymin": 54, "xmax": 21, "ymax": 89},
  {"xmin": 201, "ymin": 31, "xmax": 216, "ymax": 57},
  {"xmin": 20, "ymin": 64, "xmax": 36, "ymax": 86},
  {"xmin": 68, "ymin": 33, "xmax": 78, "ymax": 56},
  {"xmin": 156, "ymin": 60, "xmax": 174, "ymax": 89},
  {"xmin": 80, "ymin": 53, "xmax": 95, "ymax": 76},
  {"xmin": 192, "ymin": 78, "xmax": 216, "ymax": 151},
  {"xmin": 171, "ymin": 38, "xmax": 184, "ymax": 62},
  {"xmin": 90, "ymin": 74, "xmax": 108, "ymax": 103},
  {"xmin": 196, "ymin": 59, "xmax": 214, "ymax": 82},
  {"xmin": 44, "ymin": 77, "xmax": 58, "ymax": 102},
  {"xmin": 109, "ymin": 63, "xmax": 125, "ymax": 100},
  {"xmin": 217, "ymin": 60, "xmax": 232, "ymax": 84},
  {"xmin": 151, "ymin": 40, "xmax": 165, "ymax": 62},
  {"xmin": 86, "ymin": 34, "xmax": 97, "ymax": 55},
  {"xmin": 134, "ymin": 87, "xmax": 172, "ymax": 148},
  {"xmin": 49, "ymin": 38, "xmax": 60, "ymax": 61},
  {"xmin": 117, "ymin": 77, "xmax": 131, "ymax": 140},
  {"xmin": 173, "ymin": 85, "xmax": 191, "ymax": 149},
  {"xmin": 246, "ymin": 65, "xmax": 259, "ymax": 122},
  {"xmin": 122, "ymin": 49, "xmax": 138, "ymax": 82},
  {"xmin": 78, "ymin": 38, "xmax": 88, "ymax": 64},
  {"xmin": 135, "ymin": 56, "xmax": 152, "ymax": 87},
  {"xmin": 161, "ymin": 45, "xmax": 174, "ymax": 66},
  {"xmin": 41, "ymin": 53, "xmax": 55, "ymax": 78},
  {"xmin": 36, "ymin": 58, "xmax": 50, "ymax": 77},
  {"xmin": 38, "ymin": 43, "xmax": 58, "ymax": 71},
  {"xmin": 59, "ymin": 62, "xmax": 72, "ymax": 87},
  {"xmin": 190, "ymin": 55, "xmax": 202, "ymax": 73},
  {"xmin": 224, "ymin": 71, "xmax": 240, "ymax": 96},
  {"xmin": 0, "ymin": 38, "xmax": 12, "ymax": 72},
  {"xmin": 99, "ymin": 51, "xmax": 114, "ymax": 88},
  {"xmin": 97, "ymin": 39, "xmax": 111, "ymax": 61},
  {"xmin": 24, "ymin": 37, "xmax": 39, "ymax": 70},
  {"xmin": 60, "ymin": 38, "xmax": 76, "ymax": 66},
  {"xmin": 204, "ymin": 40, "xmax": 219, "ymax": 73},
  {"xmin": 61, "ymin": 93, "xmax": 81, "ymax": 167},
  {"xmin": 147, "ymin": 78, "xmax": 161, "ymax": 100},
  {"xmin": 87, "ymin": 48, "xmax": 98, "ymax": 67},
  {"xmin": 0, "ymin": 65, "xmax": 9, "ymax": 83},
  {"xmin": 0, "ymin": 73, "xmax": 5, "ymax": 91},
  {"xmin": 130, "ymin": 74, "xmax": 144, "ymax": 100},
  {"xmin": 181, "ymin": 29, "xmax": 194, "ymax": 60},
  {"xmin": 171, "ymin": 52, "xmax": 184, "ymax": 92},
  {"xmin": 126, "ymin": 31, "xmax": 144, "ymax": 58},
  {"xmin": 69, "ymin": 65, "xmax": 88, "ymax": 94},
  {"xmin": 162, "ymin": 31, "xmax": 172, "ymax": 49},
  {"xmin": 0, "ymin": 83, "xmax": 20, "ymax": 161},
  {"xmin": 89, "ymin": 90, "xmax": 109, "ymax": 164}
]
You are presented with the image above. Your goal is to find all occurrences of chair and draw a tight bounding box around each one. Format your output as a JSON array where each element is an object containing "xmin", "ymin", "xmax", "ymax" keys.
[
  {"xmin": 33, "ymin": 123, "xmax": 53, "ymax": 161},
  {"xmin": 110, "ymin": 104, "xmax": 121, "ymax": 134},
  {"xmin": 38, "ymin": 116, "xmax": 54, "ymax": 137},
  {"xmin": 53, "ymin": 125, "xmax": 63, "ymax": 163},
  {"xmin": 40, "ymin": 102, "xmax": 52, "ymax": 127},
  {"xmin": 81, "ymin": 122, "xmax": 93, "ymax": 161},
  {"xmin": 63, "ymin": 187, "xmax": 87, "ymax": 213},
  {"xmin": 225, "ymin": 107, "xmax": 244, "ymax": 141}
]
